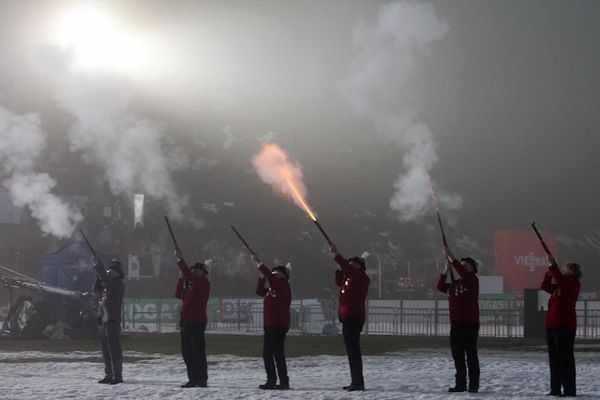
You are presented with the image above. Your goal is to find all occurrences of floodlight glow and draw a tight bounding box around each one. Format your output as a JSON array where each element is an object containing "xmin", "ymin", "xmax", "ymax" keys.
[{"xmin": 55, "ymin": 5, "xmax": 147, "ymax": 73}]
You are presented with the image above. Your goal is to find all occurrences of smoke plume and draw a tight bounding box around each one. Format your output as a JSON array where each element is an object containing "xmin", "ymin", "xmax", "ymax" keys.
[
  {"xmin": 340, "ymin": 1, "xmax": 460, "ymax": 222},
  {"xmin": 36, "ymin": 46, "xmax": 192, "ymax": 221},
  {"xmin": 0, "ymin": 105, "xmax": 82, "ymax": 237}
]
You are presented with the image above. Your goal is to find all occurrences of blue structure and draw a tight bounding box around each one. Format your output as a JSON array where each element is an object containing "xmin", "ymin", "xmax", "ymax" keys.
[{"xmin": 42, "ymin": 241, "xmax": 117, "ymax": 293}]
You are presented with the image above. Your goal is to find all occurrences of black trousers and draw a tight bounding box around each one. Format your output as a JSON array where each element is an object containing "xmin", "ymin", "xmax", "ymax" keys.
[
  {"xmin": 180, "ymin": 321, "xmax": 208, "ymax": 385},
  {"xmin": 450, "ymin": 322, "xmax": 479, "ymax": 390},
  {"xmin": 342, "ymin": 317, "xmax": 365, "ymax": 387},
  {"xmin": 547, "ymin": 327, "xmax": 576, "ymax": 396},
  {"xmin": 99, "ymin": 321, "xmax": 123, "ymax": 380},
  {"xmin": 263, "ymin": 325, "xmax": 289, "ymax": 384}
]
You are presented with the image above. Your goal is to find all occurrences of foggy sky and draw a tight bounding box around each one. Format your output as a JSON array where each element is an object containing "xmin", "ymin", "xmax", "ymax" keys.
[{"xmin": 1, "ymin": 0, "xmax": 599, "ymax": 292}]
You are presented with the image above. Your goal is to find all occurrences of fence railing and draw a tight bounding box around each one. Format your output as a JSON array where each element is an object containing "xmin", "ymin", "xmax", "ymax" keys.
[{"xmin": 122, "ymin": 298, "xmax": 600, "ymax": 339}]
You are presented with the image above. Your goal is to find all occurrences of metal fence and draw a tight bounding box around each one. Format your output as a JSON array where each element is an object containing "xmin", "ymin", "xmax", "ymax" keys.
[{"xmin": 123, "ymin": 298, "xmax": 600, "ymax": 339}]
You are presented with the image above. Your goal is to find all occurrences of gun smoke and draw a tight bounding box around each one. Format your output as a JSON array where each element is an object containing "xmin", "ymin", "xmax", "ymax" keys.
[
  {"xmin": 0, "ymin": 105, "xmax": 82, "ymax": 237},
  {"xmin": 339, "ymin": 1, "xmax": 461, "ymax": 222},
  {"xmin": 36, "ymin": 47, "xmax": 194, "ymax": 223}
]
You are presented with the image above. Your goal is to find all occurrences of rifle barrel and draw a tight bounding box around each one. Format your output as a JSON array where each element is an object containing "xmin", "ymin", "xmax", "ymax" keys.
[
  {"xmin": 164, "ymin": 216, "xmax": 179, "ymax": 249},
  {"xmin": 531, "ymin": 221, "xmax": 552, "ymax": 255},
  {"xmin": 434, "ymin": 211, "xmax": 455, "ymax": 281},
  {"xmin": 230, "ymin": 225, "xmax": 254, "ymax": 254},
  {"xmin": 78, "ymin": 229, "xmax": 97, "ymax": 257},
  {"xmin": 314, "ymin": 219, "xmax": 333, "ymax": 244},
  {"xmin": 436, "ymin": 211, "xmax": 448, "ymax": 247}
]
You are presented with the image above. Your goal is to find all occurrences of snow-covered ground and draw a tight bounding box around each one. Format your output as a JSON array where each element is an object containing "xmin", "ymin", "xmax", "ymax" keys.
[{"xmin": 1, "ymin": 349, "xmax": 599, "ymax": 399}]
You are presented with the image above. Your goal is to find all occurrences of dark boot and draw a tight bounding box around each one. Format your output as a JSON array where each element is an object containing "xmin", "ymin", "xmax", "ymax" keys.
[
  {"xmin": 259, "ymin": 381, "xmax": 276, "ymax": 390},
  {"xmin": 109, "ymin": 378, "xmax": 123, "ymax": 385},
  {"xmin": 98, "ymin": 377, "xmax": 111, "ymax": 384},
  {"xmin": 180, "ymin": 381, "xmax": 198, "ymax": 388},
  {"xmin": 448, "ymin": 386, "xmax": 467, "ymax": 392},
  {"xmin": 346, "ymin": 384, "xmax": 365, "ymax": 391}
]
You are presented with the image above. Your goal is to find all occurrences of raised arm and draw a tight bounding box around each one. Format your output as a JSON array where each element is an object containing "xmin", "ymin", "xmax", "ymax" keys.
[
  {"xmin": 174, "ymin": 249, "xmax": 203, "ymax": 285},
  {"xmin": 444, "ymin": 244, "xmax": 457, "ymax": 264},
  {"xmin": 546, "ymin": 258, "xmax": 568, "ymax": 289},
  {"xmin": 335, "ymin": 270, "xmax": 344, "ymax": 287},
  {"xmin": 175, "ymin": 277, "xmax": 184, "ymax": 299},
  {"xmin": 436, "ymin": 262, "xmax": 451, "ymax": 293},
  {"xmin": 92, "ymin": 274, "xmax": 104, "ymax": 294},
  {"xmin": 251, "ymin": 252, "xmax": 278, "ymax": 287},
  {"xmin": 540, "ymin": 270, "xmax": 557, "ymax": 294},
  {"xmin": 256, "ymin": 277, "xmax": 268, "ymax": 297},
  {"xmin": 91, "ymin": 255, "xmax": 110, "ymax": 285},
  {"xmin": 328, "ymin": 242, "xmax": 357, "ymax": 276}
]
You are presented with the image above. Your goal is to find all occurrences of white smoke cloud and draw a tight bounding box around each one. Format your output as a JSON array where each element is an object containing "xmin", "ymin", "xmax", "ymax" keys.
[
  {"xmin": 192, "ymin": 156, "xmax": 220, "ymax": 170},
  {"xmin": 0, "ymin": 106, "xmax": 82, "ymax": 237},
  {"xmin": 36, "ymin": 47, "xmax": 192, "ymax": 221},
  {"xmin": 586, "ymin": 232, "xmax": 600, "ymax": 253},
  {"xmin": 258, "ymin": 131, "xmax": 279, "ymax": 144},
  {"xmin": 202, "ymin": 203, "xmax": 220, "ymax": 214},
  {"xmin": 557, "ymin": 232, "xmax": 600, "ymax": 254},
  {"xmin": 221, "ymin": 125, "xmax": 237, "ymax": 149},
  {"xmin": 340, "ymin": 1, "xmax": 460, "ymax": 222}
]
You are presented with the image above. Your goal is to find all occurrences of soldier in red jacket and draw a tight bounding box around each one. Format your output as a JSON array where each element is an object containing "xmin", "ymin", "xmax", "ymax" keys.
[
  {"xmin": 541, "ymin": 255, "xmax": 581, "ymax": 397},
  {"xmin": 252, "ymin": 253, "xmax": 292, "ymax": 390},
  {"xmin": 329, "ymin": 242, "xmax": 369, "ymax": 392},
  {"xmin": 174, "ymin": 249, "xmax": 211, "ymax": 388},
  {"xmin": 436, "ymin": 245, "xmax": 480, "ymax": 393}
]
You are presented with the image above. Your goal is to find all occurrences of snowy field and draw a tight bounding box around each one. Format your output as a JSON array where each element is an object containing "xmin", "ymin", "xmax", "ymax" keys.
[{"xmin": 1, "ymin": 349, "xmax": 600, "ymax": 399}]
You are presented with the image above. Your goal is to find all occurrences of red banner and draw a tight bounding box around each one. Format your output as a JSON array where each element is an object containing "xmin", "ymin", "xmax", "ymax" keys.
[{"xmin": 494, "ymin": 230, "xmax": 557, "ymax": 295}]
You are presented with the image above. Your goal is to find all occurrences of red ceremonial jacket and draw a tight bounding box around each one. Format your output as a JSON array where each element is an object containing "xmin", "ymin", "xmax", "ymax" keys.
[
  {"xmin": 436, "ymin": 259, "xmax": 479, "ymax": 323},
  {"xmin": 334, "ymin": 254, "xmax": 370, "ymax": 321},
  {"xmin": 256, "ymin": 263, "xmax": 291, "ymax": 328},
  {"xmin": 540, "ymin": 263, "xmax": 580, "ymax": 329},
  {"xmin": 175, "ymin": 259, "xmax": 210, "ymax": 324}
]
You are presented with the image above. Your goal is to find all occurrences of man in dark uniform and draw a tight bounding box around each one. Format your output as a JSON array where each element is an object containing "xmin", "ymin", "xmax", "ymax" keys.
[
  {"xmin": 175, "ymin": 249, "xmax": 211, "ymax": 388},
  {"xmin": 436, "ymin": 245, "xmax": 480, "ymax": 393},
  {"xmin": 92, "ymin": 256, "xmax": 125, "ymax": 385},
  {"xmin": 328, "ymin": 243, "xmax": 369, "ymax": 392},
  {"xmin": 252, "ymin": 253, "xmax": 292, "ymax": 390}
]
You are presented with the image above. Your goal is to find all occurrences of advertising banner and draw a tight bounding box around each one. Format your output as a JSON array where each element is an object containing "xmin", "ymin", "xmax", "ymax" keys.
[
  {"xmin": 124, "ymin": 298, "xmax": 181, "ymax": 324},
  {"xmin": 494, "ymin": 230, "xmax": 557, "ymax": 295},
  {"xmin": 124, "ymin": 298, "xmax": 222, "ymax": 324}
]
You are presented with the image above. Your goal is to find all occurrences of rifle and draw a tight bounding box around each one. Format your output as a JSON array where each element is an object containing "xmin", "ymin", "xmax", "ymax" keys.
[
  {"xmin": 435, "ymin": 210, "xmax": 455, "ymax": 282},
  {"xmin": 532, "ymin": 221, "xmax": 553, "ymax": 257},
  {"xmin": 230, "ymin": 225, "xmax": 256, "ymax": 256},
  {"xmin": 313, "ymin": 219, "xmax": 333, "ymax": 245},
  {"xmin": 164, "ymin": 216, "xmax": 180, "ymax": 250},
  {"xmin": 79, "ymin": 229, "xmax": 98, "ymax": 257},
  {"xmin": 436, "ymin": 210, "xmax": 448, "ymax": 248}
]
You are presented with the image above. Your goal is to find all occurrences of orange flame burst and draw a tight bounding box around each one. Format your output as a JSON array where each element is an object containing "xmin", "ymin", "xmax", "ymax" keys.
[{"xmin": 252, "ymin": 143, "xmax": 318, "ymax": 221}]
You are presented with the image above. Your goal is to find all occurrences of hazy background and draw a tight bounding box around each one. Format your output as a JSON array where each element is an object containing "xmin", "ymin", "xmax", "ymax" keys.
[{"xmin": 1, "ymin": 0, "xmax": 599, "ymax": 296}]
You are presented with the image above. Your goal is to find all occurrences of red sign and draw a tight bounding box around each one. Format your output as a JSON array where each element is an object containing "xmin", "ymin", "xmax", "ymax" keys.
[{"xmin": 494, "ymin": 230, "xmax": 557, "ymax": 295}]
